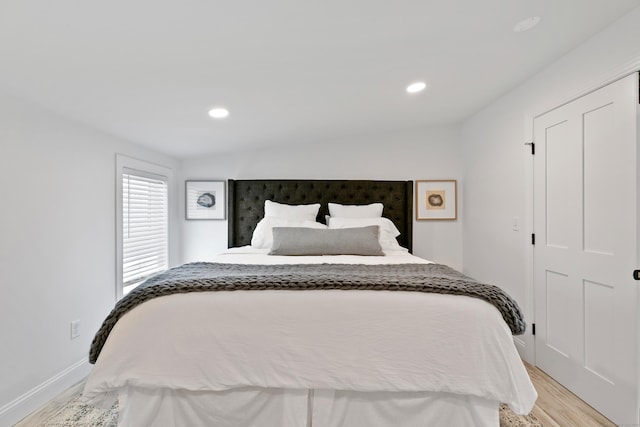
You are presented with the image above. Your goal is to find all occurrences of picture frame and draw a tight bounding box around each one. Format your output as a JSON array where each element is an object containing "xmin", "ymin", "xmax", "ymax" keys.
[
  {"xmin": 415, "ymin": 180, "xmax": 457, "ymax": 220},
  {"xmin": 185, "ymin": 180, "xmax": 226, "ymax": 220}
]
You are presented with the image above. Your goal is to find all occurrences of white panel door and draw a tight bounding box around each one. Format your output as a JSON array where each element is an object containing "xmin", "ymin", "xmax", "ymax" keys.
[{"xmin": 533, "ymin": 73, "xmax": 638, "ymax": 425}]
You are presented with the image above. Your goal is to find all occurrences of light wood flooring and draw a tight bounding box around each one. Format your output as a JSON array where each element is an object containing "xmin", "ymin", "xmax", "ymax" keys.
[
  {"xmin": 525, "ymin": 362, "xmax": 616, "ymax": 427},
  {"xmin": 16, "ymin": 362, "xmax": 617, "ymax": 426}
]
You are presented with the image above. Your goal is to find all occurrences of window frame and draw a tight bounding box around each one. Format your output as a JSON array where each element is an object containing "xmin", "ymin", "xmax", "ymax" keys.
[{"xmin": 115, "ymin": 154, "xmax": 173, "ymax": 300}]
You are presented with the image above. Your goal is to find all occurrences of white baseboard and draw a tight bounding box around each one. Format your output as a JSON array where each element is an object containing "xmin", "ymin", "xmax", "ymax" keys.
[
  {"xmin": 514, "ymin": 334, "xmax": 536, "ymax": 366},
  {"xmin": 0, "ymin": 358, "xmax": 91, "ymax": 426},
  {"xmin": 514, "ymin": 336, "xmax": 525, "ymax": 351}
]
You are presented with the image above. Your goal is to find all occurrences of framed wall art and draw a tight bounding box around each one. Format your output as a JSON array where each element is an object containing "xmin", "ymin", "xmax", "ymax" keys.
[
  {"xmin": 415, "ymin": 180, "xmax": 457, "ymax": 220},
  {"xmin": 185, "ymin": 180, "xmax": 226, "ymax": 220}
]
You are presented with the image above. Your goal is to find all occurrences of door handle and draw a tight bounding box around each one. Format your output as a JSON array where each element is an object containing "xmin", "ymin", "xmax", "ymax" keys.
[{"xmin": 634, "ymin": 270, "xmax": 640, "ymax": 280}]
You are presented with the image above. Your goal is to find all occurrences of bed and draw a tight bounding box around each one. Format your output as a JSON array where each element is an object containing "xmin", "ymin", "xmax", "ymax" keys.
[{"xmin": 83, "ymin": 179, "xmax": 537, "ymax": 427}]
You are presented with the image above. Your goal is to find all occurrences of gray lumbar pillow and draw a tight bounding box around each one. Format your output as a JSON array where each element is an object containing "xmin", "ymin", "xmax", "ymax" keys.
[{"xmin": 269, "ymin": 226, "xmax": 384, "ymax": 256}]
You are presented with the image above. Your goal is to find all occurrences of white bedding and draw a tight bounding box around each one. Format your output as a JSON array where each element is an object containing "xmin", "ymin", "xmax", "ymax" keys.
[{"xmin": 83, "ymin": 248, "xmax": 537, "ymax": 425}]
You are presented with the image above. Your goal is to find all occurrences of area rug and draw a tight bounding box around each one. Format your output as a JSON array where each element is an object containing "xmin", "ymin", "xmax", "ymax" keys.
[
  {"xmin": 499, "ymin": 403, "xmax": 542, "ymax": 427},
  {"xmin": 35, "ymin": 396, "xmax": 117, "ymax": 427},
  {"xmin": 34, "ymin": 395, "xmax": 542, "ymax": 426}
]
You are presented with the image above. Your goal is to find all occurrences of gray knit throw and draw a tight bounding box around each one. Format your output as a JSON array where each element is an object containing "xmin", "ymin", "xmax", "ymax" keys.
[{"xmin": 89, "ymin": 262, "xmax": 526, "ymax": 364}]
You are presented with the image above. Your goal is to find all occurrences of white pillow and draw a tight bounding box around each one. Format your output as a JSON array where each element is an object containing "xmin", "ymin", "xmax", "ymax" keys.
[
  {"xmin": 328, "ymin": 202, "xmax": 383, "ymax": 218},
  {"xmin": 264, "ymin": 200, "xmax": 320, "ymax": 221},
  {"xmin": 251, "ymin": 217, "xmax": 327, "ymax": 249},
  {"xmin": 327, "ymin": 217, "xmax": 404, "ymax": 251}
]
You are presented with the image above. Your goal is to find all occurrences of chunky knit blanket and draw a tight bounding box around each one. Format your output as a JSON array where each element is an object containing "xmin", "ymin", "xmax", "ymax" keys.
[{"xmin": 89, "ymin": 262, "xmax": 526, "ymax": 364}]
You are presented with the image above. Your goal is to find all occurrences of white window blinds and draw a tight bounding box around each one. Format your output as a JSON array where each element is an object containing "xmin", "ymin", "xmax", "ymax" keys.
[{"xmin": 122, "ymin": 168, "xmax": 168, "ymax": 288}]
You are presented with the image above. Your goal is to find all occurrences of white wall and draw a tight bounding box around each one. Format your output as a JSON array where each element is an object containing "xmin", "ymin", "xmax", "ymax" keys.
[
  {"xmin": 181, "ymin": 126, "xmax": 464, "ymax": 270},
  {"xmin": 0, "ymin": 92, "xmax": 181, "ymax": 425},
  {"xmin": 460, "ymin": 7, "xmax": 640, "ymax": 360}
]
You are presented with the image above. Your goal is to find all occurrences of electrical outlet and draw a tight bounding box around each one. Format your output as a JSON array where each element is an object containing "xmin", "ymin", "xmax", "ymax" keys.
[{"xmin": 70, "ymin": 319, "xmax": 80, "ymax": 339}]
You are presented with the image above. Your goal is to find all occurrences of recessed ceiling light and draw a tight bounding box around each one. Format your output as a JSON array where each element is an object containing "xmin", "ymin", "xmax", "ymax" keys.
[
  {"xmin": 406, "ymin": 82, "xmax": 427, "ymax": 94},
  {"xmin": 208, "ymin": 107, "xmax": 229, "ymax": 119},
  {"xmin": 513, "ymin": 16, "xmax": 541, "ymax": 33}
]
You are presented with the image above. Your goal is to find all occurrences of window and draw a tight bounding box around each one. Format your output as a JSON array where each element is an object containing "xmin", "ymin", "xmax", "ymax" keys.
[{"xmin": 116, "ymin": 155, "xmax": 171, "ymax": 299}]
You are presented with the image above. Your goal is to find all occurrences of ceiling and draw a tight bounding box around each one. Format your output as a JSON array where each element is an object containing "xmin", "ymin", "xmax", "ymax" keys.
[{"xmin": 0, "ymin": 1, "xmax": 638, "ymax": 159}]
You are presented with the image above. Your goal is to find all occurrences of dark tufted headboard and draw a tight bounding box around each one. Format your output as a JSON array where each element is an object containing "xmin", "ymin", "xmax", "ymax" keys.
[{"xmin": 227, "ymin": 179, "xmax": 413, "ymax": 252}]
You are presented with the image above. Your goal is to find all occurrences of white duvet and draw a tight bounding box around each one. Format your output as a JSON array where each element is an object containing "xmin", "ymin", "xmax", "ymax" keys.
[{"xmin": 83, "ymin": 248, "xmax": 537, "ymax": 416}]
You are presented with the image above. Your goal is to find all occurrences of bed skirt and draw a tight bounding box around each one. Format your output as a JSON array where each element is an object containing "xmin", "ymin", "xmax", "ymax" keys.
[{"xmin": 116, "ymin": 386, "xmax": 499, "ymax": 427}]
